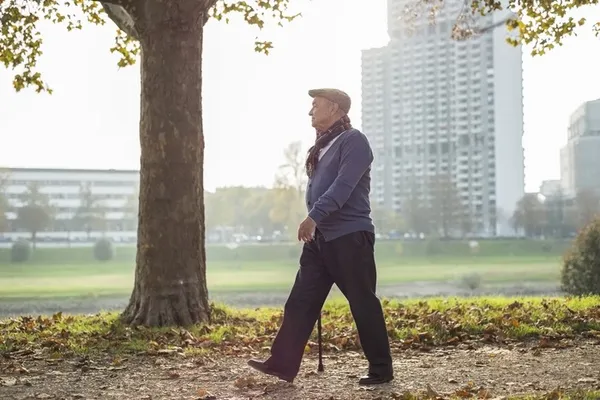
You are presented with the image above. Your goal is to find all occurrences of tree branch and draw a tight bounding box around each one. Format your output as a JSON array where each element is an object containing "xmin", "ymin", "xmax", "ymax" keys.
[
  {"xmin": 451, "ymin": 0, "xmax": 515, "ymax": 41},
  {"xmin": 476, "ymin": 16, "xmax": 514, "ymax": 35},
  {"xmin": 203, "ymin": 0, "xmax": 218, "ymax": 24},
  {"xmin": 205, "ymin": 0, "xmax": 219, "ymax": 9},
  {"xmin": 100, "ymin": 1, "xmax": 140, "ymax": 40}
]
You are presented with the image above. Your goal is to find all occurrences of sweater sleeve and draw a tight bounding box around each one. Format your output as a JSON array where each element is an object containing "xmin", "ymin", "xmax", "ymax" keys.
[{"xmin": 308, "ymin": 131, "xmax": 373, "ymax": 224}]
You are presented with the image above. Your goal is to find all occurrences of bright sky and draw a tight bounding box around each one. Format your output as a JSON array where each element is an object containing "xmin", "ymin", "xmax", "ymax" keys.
[{"xmin": 1, "ymin": 0, "xmax": 599, "ymax": 193}]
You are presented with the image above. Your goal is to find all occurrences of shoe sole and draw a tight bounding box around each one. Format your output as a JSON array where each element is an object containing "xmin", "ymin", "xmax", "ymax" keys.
[
  {"xmin": 247, "ymin": 361, "xmax": 294, "ymax": 383},
  {"xmin": 358, "ymin": 377, "xmax": 393, "ymax": 386}
]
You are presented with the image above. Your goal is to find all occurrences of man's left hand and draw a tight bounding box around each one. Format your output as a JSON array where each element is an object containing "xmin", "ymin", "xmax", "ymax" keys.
[{"xmin": 297, "ymin": 216, "xmax": 317, "ymax": 242}]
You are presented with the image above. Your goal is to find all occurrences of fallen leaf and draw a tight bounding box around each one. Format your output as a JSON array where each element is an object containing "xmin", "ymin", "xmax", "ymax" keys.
[
  {"xmin": 197, "ymin": 388, "xmax": 217, "ymax": 400},
  {"xmin": 167, "ymin": 371, "xmax": 180, "ymax": 379},
  {"xmin": 0, "ymin": 377, "xmax": 17, "ymax": 387},
  {"xmin": 112, "ymin": 357, "xmax": 125, "ymax": 366},
  {"xmin": 358, "ymin": 386, "xmax": 375, "ymax": 391},
  {"xmin": 107, "ymin": 366, "xmax": 127, "ymax": 371},
  {"xmin": 426, "ymin": 384, "xmax": 440, "ymax": 399},
  {"xmin": 454, "ymin": 389, "xmax": 472, "ymax": 398},
  {"xmin": 17, "ymin": 366, "xmax": 30, "ymax": 374},
  {"xmin": 577, "ymin": 377, "xmax": 597, "ymax": 383},
  {"xmin": 157, "ymin": 349, "xmax": 179, "ymax": 355},
  {"xmin": 546, "ymin": 388, "xmax": 563, "ymax": 400},
  {"xmin": 234, "ymin": 375, "xmax": 258, "ymax": 389}
]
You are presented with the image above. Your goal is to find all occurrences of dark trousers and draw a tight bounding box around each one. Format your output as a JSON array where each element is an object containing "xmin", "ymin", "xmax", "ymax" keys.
[{"xmin": 266, "ymin": 230, "xmax": 393, "ymax": 377}]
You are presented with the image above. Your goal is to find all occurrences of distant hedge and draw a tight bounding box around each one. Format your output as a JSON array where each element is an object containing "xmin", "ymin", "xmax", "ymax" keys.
[
  {"xmin": 94, "ymin": 238, "xmax": 116, "ymax": 261},
  {"xmin": 10, "ymin": 240, "xmax": 32, "ymax": 263},
  {"xmin": 0, "ymin": 238, "xmax": 573, "ymax": 265}
]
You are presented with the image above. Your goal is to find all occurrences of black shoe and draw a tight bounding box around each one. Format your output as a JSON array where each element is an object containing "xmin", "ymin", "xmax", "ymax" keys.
[
  {"xmin": 247, "ymin": 359, "xmax": 295, "ymax": 383},
  {"xmin": 358, "ymin": 372, "xmax": 394, "ymax": 385}
]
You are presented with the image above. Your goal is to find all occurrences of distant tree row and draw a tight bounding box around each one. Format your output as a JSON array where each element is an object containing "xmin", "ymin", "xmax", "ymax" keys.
[
  {"xmin": 511, "ymin": 190, "xmax": 600, "ymax": 238},
  {"xmin": 204, "ymin": 145, "xmax": 476, "ymax": 239},
  {"xmin": 204, "ymin": 142, "xmax": 405, "ymax": 241},
  {"xmin": 3, "ymin": 157, "xmax": 599, "ymax": 243},
  {"xmin": 205, "ymin": 151, "xmax": 600, "ymax": 240}
]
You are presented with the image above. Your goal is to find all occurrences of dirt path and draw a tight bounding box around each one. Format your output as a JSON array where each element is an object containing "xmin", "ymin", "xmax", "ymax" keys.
[{"xmin": 2, "ymin": 340, "xmax": 599, "ymax": 400}]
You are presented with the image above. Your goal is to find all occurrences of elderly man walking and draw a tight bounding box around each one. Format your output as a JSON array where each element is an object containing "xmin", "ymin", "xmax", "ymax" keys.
[{"xmin": 247, "ymin": 88, "xmax": 394, "ymax": 385}]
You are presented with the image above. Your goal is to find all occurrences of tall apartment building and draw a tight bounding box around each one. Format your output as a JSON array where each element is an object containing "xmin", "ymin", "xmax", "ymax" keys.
[
  {"xmin": 361, "ymin": 0, "xmax": 524, "ymax": 236},
  {"xmin": 560, "ymin": 98, "xmax": 600, "ymax": 198}
]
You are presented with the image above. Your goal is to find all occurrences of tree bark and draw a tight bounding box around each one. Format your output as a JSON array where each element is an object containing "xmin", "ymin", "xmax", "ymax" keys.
[{"xmin": 121, "ymin": 0, "xmax": 210, "ymax": 327}]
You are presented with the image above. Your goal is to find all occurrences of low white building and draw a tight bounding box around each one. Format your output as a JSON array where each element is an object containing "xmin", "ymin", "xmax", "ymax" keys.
[
  {"xmin": 1, "ymin": 167, "xmax": 139, "ymax": 242},
  {"xmin": 539, "ymin": 179, "xmax": 562, "ymax": 198}
]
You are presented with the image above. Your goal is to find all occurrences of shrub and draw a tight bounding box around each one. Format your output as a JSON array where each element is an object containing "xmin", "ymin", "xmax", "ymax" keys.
[
  {"xmin": 94, "ymin": 238, "xmax": 115, "ymax": 261},
  {"xmin": 541, "ymin": 243, "xmax": 553, "ymax": 253},
  {"xmin": 425, "ymin": 238, "xmax": 443, "ymax": 255},
  {"xmin": 561, "ymin": 218, "xmax": 600, "ymax": 295},
  {"xmin": 459, "ymin": 272, "xmax": 483, "ymax": 291},
  {"xmin": 11, "ymin": 240, "xmax": 32, "ymax": 263},
  {"xmin": 394, "ymin": 243, "xmax": 403, "ymax": 256},
  {"xmin": 288, "ymin": 247, "xmax": 300, "ymax": 259}
]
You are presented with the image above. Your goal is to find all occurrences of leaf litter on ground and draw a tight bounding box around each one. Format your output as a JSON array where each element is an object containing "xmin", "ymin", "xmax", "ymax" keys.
[
  {"xmin": 2, "ymin": 297, "xmax": 600, "ymax": 357},
  {"xmin": 1, "ymin": 296, "xmax": 600, "ymax": 399}
]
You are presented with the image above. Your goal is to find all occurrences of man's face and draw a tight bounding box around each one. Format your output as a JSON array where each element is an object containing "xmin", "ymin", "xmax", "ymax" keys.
[{"xmin": 309, "ymin": 96, "xmax": 335, "ymax": 132}]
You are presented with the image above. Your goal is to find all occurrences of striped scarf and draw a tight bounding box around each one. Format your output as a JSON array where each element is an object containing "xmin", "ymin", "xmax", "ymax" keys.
[{"xmin": 305, "ymin": 115, "xmax": 352, "ymax": 178}]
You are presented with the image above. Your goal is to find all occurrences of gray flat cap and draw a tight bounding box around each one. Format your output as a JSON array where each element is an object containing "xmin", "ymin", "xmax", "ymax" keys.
[{"xmin": 308, "ymin": 88, "xmax": 351, "ymax": 114}]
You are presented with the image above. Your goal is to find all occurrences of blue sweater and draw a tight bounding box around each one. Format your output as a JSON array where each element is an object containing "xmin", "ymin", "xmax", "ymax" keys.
[{"xmin": 306, "ymin": 128, "xmax": 375, "ymax": 242}]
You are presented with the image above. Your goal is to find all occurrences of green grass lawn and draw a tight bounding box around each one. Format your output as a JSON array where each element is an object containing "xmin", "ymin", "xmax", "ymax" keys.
[
  {"xmin": 0, "ymin": 239, "xmax": 570, "ymax": 298},
  {"xmin": 0, "ymin": 255, "xmax": 563, "ymax": 298}
]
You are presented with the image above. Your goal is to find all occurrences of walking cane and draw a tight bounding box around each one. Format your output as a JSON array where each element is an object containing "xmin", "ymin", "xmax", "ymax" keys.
[{"xmin": 317, "ymin": 313, "xmax": 324, "ymax": 372}]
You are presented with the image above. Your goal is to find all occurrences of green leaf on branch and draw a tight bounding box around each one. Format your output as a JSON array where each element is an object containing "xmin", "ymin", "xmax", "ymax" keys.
[
  {"xmin": 109, "ymin": 29, "xmax": 140, "ymax": 68},
  {"xmin": 1, "ymin": 0, "xmax": 302, "ymax": 93}
]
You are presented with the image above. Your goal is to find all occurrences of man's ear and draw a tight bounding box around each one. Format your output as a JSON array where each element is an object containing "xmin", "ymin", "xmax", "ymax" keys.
[{"xmin": 330, "ymin": 101, "xmax": 339, "ymax": 115}]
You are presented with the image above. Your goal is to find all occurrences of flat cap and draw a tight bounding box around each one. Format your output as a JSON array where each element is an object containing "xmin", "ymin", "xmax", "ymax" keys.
[{"xmin": 308, "ymin": 88, "xmax": 351, "ymax": 115}]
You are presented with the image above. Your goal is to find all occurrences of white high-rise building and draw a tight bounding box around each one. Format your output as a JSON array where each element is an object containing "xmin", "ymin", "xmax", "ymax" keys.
[
  {"xmin": 560, "ymin": 98, "xmax": 600, "ymax": 198},
  {"xmin": 362, "ymin": 0, "xmax": 524, "ymax": 236}
]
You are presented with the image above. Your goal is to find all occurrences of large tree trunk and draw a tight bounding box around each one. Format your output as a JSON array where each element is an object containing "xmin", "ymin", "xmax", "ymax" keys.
[{"xmin": 121, "ymin": 1, "xmax": 210, "ymax": 326}]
